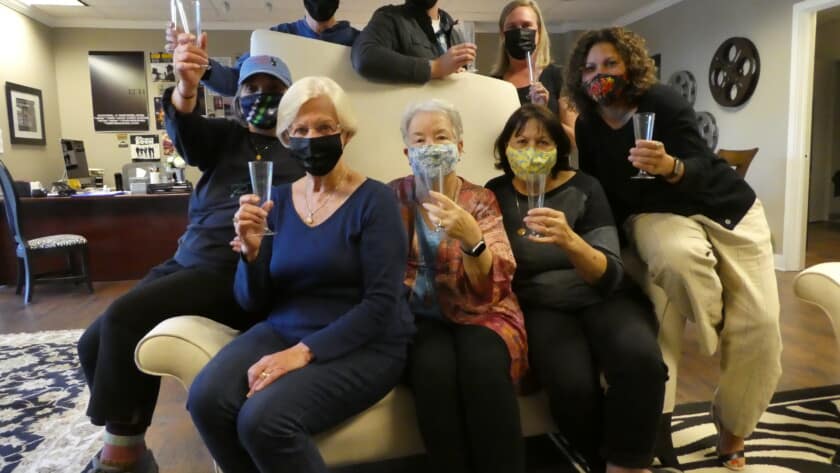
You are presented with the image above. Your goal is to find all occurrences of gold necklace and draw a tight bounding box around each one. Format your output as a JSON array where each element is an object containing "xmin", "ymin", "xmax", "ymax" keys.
[{"xmin": 304, "ymin": 170, "xmax": 347, "ymax": 225}]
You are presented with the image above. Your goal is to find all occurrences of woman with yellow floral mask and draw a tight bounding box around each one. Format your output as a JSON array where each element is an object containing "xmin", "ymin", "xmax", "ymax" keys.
[{"xmin": 487, "ymin": 104, "xmax": 671, "ymax": 473}]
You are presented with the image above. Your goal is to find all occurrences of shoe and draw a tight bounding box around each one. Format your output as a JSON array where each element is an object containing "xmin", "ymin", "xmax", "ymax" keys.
[
  {"xmin": 710, "ymin": 405, "xmax": 746, "ymax": 471},
  {"xmin": 83, "ymin": 449, "xmax": 159, "ymax": 473}
]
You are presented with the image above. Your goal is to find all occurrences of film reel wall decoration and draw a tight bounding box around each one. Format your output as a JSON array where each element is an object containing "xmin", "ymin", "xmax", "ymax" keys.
[
  {"xmin": 709, "ymin": 37, "xmax": 760, "ymax": 107},
  {"xmin": 668, "ymin": 70, "xmax": 697, "ymax": 105},
  {"xmin": 696, "ymin": 111, "xmax": 719, "ymax": 151}
]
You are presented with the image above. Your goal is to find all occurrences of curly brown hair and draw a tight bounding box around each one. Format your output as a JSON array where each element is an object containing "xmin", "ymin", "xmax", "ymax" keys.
[{"xmin": 565, "ymin": 27, "xmax": 658, "ymax": 117}]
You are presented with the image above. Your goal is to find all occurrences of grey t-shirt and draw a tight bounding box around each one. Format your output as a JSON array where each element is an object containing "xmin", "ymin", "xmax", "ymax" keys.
[{"xmin": 486, "ymin": 173, "xmax": 623, "ymax": 311}]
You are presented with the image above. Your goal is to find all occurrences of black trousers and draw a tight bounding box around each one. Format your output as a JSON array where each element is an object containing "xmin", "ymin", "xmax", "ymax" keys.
[
  {"xmin": 77, "ymin": 259, "xmax": 260, "ymax": 430},
  {"xmin": 525, "ymin": 289, "xmax": 666, "ymax": 471},
  {"xmin": 188, "ymin": 322, "xmax": 405, "ymax": 473},
  {"xmin": 406, "ymin": 318, "xmax": 525, "ymax": 473}
]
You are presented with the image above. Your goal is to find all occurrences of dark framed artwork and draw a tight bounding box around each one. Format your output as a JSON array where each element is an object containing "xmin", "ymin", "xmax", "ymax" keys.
[
  {"xmin": 5, "ymin": 82, "xmax": 46, "ymax": 145},
  {"xmin": 651, "ymin": 54, "xmax": 662, "ymax": 80}
]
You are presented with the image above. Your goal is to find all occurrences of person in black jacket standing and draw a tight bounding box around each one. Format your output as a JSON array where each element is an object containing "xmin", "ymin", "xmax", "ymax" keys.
[
  {"xmin": 351, "ymin": 0, "xmax": 477, "ymax": 83},
  {"xmin": 568, "ymin": 27, "xmax": 781, "ymax": 472}
]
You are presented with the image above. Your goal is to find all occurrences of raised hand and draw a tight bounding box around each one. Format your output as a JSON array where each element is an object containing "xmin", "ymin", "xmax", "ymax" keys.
[
  {"xmin": 422, "ymin": 191, "xmax": 482, "ymax": 249},
  {"xmin": 233, "ymin": 194, "xmax": 273, "ymax": 262},
  {"xmin": 431, "ymin": 43, "xmax": 478, "ymax": 79},
  {"xmin": 628, "ymin": 140, "xmax": 677, "ymax": 177},
  {"xmin": 523, "ymin": 207, "xmax": 577, "ymax": 249},
  {"xmin": 172, "ymin": 31, "xmax": 208, "ymax": 93}
]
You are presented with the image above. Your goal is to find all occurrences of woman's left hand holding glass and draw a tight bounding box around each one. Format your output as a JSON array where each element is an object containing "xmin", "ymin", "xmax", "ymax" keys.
[
  {"xmin": 628, "ymin": 140, "xmax": 677, "ymax": 176},
  {"xmin": 246, "ymin": 343, "xmax": 313, "ymax": 398},
  {"xmin": 423, "ymin": 191, "xmax": 482, "ymax": 248},
  {"xmin": 529, "ymin": 81, "xmax": 549, "ymax": 106},
  {"xmin": 524, "ymin": 208, "xmax": 577, "ymax": 249}
]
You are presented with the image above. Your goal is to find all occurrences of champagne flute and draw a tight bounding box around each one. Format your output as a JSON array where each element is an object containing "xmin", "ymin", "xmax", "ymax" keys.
[
  {"xmin": 632, "ymin": 112, "xmax": 657, "ymax": 180},
  {"xmin": 248, "ymin": 160, "xmax": 275, "ymax": 237},
  {"xmin": 420, "ymin": 166, "xmax": 446, "ymax": 232},
  {"xmin": 525, "ymin": 172, "xmax": 547, "ymax": 237}
]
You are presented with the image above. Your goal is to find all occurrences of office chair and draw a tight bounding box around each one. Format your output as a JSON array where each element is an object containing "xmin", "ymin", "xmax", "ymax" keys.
[{"xmin": 0, "ymin": 159, "xmax": 93, "ymax": 303}]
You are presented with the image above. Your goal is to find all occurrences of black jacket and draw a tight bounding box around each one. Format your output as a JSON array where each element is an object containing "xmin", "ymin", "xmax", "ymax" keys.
[{"xmin": 351, "ymin": 3, "xmax": 464, "ymax": 84}]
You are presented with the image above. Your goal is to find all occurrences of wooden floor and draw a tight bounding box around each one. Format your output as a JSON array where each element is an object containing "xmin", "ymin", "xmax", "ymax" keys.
[{"xmin": 1, "ymin": 222, "xmax": 838, "ymax": 472}]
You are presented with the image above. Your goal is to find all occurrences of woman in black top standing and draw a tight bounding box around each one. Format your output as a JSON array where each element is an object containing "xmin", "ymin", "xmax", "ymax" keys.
[
  {"xmin": 487, "ymin": 104, "xmax": 667, "ymax": 473},
  {"xmin": 491, "ymin": 0, "xmax": 577, "ymax": 144},
  {"xmin": 77, "ymin": 32, "xmax": 303, "ymax": 472},
  {"xmin": 568, "ymin": 27, "xmax": 782, "ymax": 471}
]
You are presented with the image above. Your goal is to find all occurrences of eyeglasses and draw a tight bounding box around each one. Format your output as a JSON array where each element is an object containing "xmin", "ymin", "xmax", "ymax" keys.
[{"xmin": 288, "ymin": 122, "xmax": 341, "ymax": 138}]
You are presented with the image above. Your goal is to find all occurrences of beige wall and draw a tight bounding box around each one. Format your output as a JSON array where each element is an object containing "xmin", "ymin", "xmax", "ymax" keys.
[
  {"xmin": 0, "ymin": 5, "xmax": 62, "ymax": 185},
  {"xmin": 52, "ymin": 28, "xmax": 252, "ymax": 186},
  {"xmin": 630, "ymin": 0, "xmax": 800, "ymax": 253}
]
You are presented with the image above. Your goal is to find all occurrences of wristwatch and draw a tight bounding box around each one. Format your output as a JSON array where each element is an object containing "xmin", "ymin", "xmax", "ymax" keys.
[
  {"xmin": 462, "ymin": 238, "xmax": 487, "ymax": 257},
  {"xmin": 668, "ymin": 158, "xmax": 683, "ymax": 179}
]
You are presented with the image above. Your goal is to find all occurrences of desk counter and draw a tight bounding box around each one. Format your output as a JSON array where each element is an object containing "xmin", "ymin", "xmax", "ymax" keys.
[{"xmin": 0, "ymin": 193, "xmax": 190, "ymax": 283}]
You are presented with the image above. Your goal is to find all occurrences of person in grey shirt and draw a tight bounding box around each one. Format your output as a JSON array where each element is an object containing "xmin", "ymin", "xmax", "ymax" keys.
[{"xmin": 486, "ymin": 104, "xmax": 670, "ymax": 473}]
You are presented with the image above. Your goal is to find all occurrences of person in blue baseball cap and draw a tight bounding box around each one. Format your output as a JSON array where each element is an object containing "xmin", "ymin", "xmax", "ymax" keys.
[{"xmin": 77, "ymin": 48, "xmax": 305, "ymax": 473}]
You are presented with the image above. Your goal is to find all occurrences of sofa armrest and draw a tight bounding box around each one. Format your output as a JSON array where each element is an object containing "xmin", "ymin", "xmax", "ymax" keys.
[
  {"xmin": 794, "ymin": 262, "xmax": 840, "ymax": 341},
  {"xmin": 134, "ymin": 315, "xmax": 240, "ymax": 389}
]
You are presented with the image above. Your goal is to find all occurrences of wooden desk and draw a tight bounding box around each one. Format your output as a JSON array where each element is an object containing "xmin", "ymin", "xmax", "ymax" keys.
[{"xmin": 0, "ymin": 193, "xmax": 190, "ymax": 283}]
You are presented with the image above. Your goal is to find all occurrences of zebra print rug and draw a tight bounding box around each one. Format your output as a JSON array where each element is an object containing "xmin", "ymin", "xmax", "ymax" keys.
[{"xmin": 667, "ymin": 385, "xmax": 840, "ymax": 472}]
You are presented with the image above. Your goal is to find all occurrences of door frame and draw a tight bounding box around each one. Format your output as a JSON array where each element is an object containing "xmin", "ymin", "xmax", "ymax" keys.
[{"xmin": 784, "ymin": 0, "xmax": 840, "ymax": 270}]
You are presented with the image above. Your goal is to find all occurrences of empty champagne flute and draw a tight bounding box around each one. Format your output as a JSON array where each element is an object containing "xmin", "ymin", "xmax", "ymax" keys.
[
  {"xmin": 525, "ymin": 172, "xmax": 547, "ymax": 237},
  {"xmin": 248, "ymin": 160, "xmax": 275, "ymax": 237},
  {"xmin": 420, "ymin": 166, "xmax": 446, "ymax": 232},
  {"xmin": 632, "ymin": 112, "xmax": 657, "ymax": 180}
]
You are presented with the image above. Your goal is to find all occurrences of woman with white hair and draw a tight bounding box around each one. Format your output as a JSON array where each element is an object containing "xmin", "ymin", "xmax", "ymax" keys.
[
  {"xmin": 389, "ymin": 99, "xmax": 527, "ymax": 473},
  {"xmin": 187, "ymin": 76, "xmax": 415, "ymax": 473}
]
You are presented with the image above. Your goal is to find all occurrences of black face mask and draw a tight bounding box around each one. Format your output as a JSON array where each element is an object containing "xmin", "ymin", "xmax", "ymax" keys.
[
  {"xmin": 406, "ymin": 0, "xmax": 437, "ymax": 10},
  {"xmin": 304, "ymin": 0, "xmax": 339, "ymax": 22},
  {"xmin": 288, "ymin": 134, "xmax": 343, "ymax": 176},
  {"xmin": 504, "ymin": 28, "xmax": 537, "ymax": 60}
]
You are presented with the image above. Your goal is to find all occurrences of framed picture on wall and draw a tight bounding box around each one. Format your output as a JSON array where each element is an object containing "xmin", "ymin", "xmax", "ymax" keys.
[{"xmin": 5, "ymin": 82, "xmax": 46, "ymax": 145}]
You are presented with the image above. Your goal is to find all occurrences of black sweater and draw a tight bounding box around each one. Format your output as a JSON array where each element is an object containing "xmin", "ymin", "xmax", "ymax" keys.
[
  {"xmin": 576, "ymin": 84, "xmax": 755, "ymax": 231},
  {"xmin": 163, "ymin": 87, "xmax": 304, "ymax": 270},
  {"xmin": 486, "ymin": 173, "xmax": 623, "ymax": 311},
  {"xmin": 351, "ymin": 3, "xmax": 464, "ymax": 84}
]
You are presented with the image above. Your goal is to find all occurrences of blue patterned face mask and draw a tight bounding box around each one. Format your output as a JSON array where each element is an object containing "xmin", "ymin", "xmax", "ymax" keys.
[
  {"xmin": 407, "ymin": 143, "xmax": 460, "ymax": 178},
  {"xmin": 239, "ymin": 93, "xmax": 282, "ymax": 129}
]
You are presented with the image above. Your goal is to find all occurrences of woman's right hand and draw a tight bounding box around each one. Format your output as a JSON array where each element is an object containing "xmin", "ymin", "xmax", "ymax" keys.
[
  {"xmin": 233, "ymin": 194, "xmax": 273, "ymax": 263},
  {"xmin": 172, "ymin": 31, "xmax": 208, "ymax": 94}
]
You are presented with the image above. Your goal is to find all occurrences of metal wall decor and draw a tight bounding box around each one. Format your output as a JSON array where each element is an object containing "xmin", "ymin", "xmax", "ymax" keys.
[
  {"xmin": 696, "ymin": 111, "xmax": 719, "ymax": 150},
  {"xmin": 668, "ymin": 70, "xmax": 697, "ymax": 105},
  {"xmin": 708, "ymin": 37, "xmax": 760, "ymax": 107}
]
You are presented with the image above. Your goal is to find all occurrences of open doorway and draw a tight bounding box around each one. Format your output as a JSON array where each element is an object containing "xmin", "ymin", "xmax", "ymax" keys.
[{"xmin": 806, "ymin": 6, "xmax": 840, "ymax": 266}]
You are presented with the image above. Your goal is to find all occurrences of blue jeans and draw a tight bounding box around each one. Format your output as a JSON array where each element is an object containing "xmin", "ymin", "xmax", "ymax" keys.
[{"xmin": 188, "ymin": 321, "xmax": 406, "ymax": 473}]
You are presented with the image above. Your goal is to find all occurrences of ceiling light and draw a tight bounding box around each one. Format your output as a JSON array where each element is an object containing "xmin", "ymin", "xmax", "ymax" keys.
[{"xmin": 19, "ymin": 0, "xmax": 88, "ymax": 5}]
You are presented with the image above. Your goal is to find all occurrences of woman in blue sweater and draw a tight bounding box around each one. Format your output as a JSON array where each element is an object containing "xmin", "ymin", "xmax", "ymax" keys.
[{"xmin": 187, "ymin": 76, "xmax": 414, "ymax": 473}]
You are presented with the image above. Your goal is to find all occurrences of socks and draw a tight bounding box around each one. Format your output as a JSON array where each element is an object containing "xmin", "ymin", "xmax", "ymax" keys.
[{"xmin": 100, "ymin": 431, "xmax": 147, "ymax": 469}]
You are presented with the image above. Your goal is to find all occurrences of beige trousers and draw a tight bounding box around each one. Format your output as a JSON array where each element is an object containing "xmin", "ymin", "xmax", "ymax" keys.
[{"xmin": 626, "ymin": 199, "xmax": 782, "ymax": 437}]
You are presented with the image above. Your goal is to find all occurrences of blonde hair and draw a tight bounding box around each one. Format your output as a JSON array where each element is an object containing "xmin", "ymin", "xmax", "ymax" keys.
[
  {"xmin": 490, "ymin": 0, "xmax": 552, "ymax": 77},
  {"xmin": 276, "ymin": 76, "xmax": 358, "ymax": 145}
]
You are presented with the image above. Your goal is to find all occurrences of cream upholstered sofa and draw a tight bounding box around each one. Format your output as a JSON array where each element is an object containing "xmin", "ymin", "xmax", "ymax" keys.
[
  {"xmin": 793, "ymin": 262, "xmax": 840, "ymax": 342},
  {"xmin": 134, "ymin": 31, "xmax": 681, "ymax": 468}
]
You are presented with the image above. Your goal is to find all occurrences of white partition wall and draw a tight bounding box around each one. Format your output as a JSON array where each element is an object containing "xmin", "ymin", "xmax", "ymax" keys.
[{"xmin": 251, "ymin": 30, "xmax": 521, "ymax": 185}]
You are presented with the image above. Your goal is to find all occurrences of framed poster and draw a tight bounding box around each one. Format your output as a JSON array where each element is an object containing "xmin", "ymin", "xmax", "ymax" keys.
[
  {"xmin": 130, "ymin": 134, "xmax": 161, "ymax": 161},
  {"xmin": 89, "ymin": 51, "xmax": 149, "ymax": 132},
  {"xmin": 5, "ymin": 82, "xmax": 46, "ymax": 145}
]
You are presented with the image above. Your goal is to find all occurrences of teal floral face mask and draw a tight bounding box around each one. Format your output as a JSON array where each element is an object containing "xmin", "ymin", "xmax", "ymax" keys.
[{"xmin": 506, "ymin": 146, "xmax": 557, "ymax": 178}]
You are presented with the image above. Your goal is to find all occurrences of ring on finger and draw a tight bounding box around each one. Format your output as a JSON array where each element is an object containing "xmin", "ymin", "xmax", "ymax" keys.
[{"xmin": 259, "ymin": 371, "xmax": 270, "ymax": 378}]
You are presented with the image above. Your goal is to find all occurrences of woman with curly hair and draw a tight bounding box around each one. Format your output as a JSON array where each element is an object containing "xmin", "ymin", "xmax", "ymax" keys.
[{"xmin": 567, "ymin": 27, "xmax": 782, "ymax": 471}]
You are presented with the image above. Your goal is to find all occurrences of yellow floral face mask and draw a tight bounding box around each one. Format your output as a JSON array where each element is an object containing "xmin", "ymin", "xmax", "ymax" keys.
[{"xmin": 506, "ymin": 146, "xmax": 557, "ymax": 178}]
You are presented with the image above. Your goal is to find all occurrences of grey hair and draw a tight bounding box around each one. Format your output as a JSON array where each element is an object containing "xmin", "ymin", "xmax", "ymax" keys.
[
  {"xmin": 400, "ymin": 99, "xmax": 464, "ymax": 144},
  {"xmin": 275, "ymin": 76, "xmax": 358, "ymax": 146}
]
